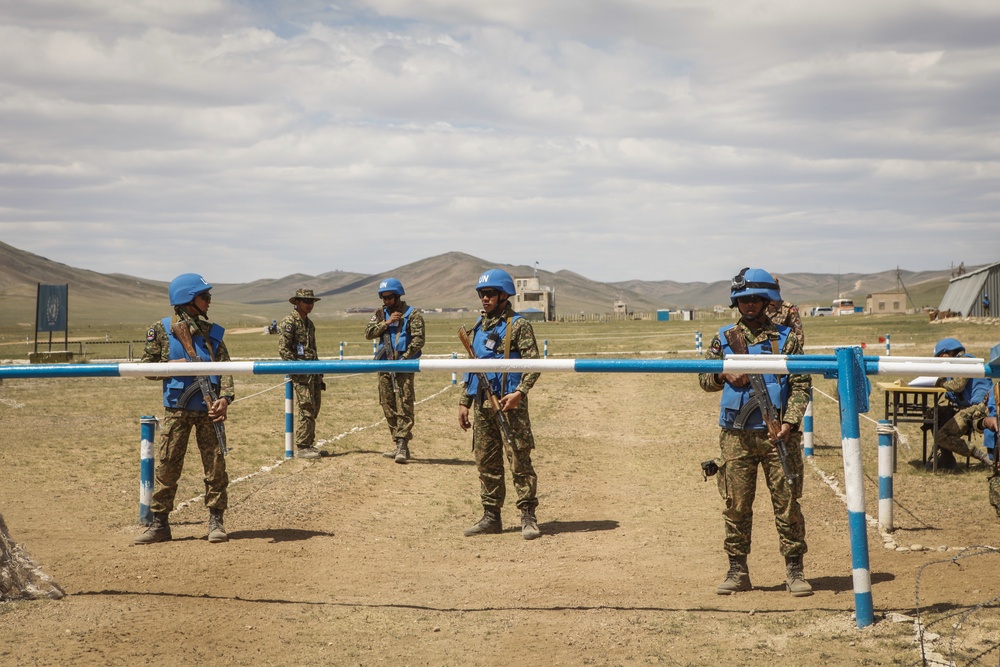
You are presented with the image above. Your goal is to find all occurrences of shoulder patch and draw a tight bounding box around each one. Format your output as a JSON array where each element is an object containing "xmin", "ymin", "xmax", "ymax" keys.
[
  {"xmin": 284, "ymin": 323, "xmax": 293, "ymax": 333},
  {"xmin": 710, "ymin": 338, "xmax": 722, "ymax": 355},
  {"xmin": 146, "ymin": 327, "xmax": 156, "ymax": 342},
  {"xmin": 369, "ymin": 314, "xmax": 378, "ymax": 323}
]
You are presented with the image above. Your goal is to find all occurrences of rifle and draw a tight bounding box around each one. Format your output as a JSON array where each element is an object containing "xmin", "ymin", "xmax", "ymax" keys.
[
  {"xmin": 457, "ymin": 325, "xmax": 516, "ymax": 448},
  {"xmin": 726, "ymin": 328, "xmax": 796, "ymax": 486},
  {"xmin": 170, "ymin": 313, "xmax": 228, "ymax": 457}
]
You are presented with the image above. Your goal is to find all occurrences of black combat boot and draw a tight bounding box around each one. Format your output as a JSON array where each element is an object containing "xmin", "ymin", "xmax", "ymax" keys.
[
  {"xmin": 520, "ymin": 506, "xmax": 540, "ymax": 540},
  {"xmin": 134, "ymin": 512, "xmax": 171, "ymax": 545},
  {"xmin": 716, "ymin": 555, "xmax": 751, "ymax": 595},
  {"xmin": 463, "ymin": 506, "xmax": 502, "ymax": 536},
  {"xmin": 207, "ymin": 508, "xmax": 228, "ymax": 543},
  {"xmin": 785, "ymin": 555, "xmax": 813, "ymax": 597}
]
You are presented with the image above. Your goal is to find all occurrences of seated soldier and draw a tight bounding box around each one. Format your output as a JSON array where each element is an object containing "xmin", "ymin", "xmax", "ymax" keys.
[{"xmin": 928, "ymin": 338, "xmax": 993, "ymax": 469}]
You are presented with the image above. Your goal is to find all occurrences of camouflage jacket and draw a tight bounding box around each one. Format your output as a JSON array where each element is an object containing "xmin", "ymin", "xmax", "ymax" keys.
[
  {"xmin": 459, "ymin": 302, "xmax": 540, "ymax": 408},
  {"xmin": 363, "ymin": 300, "xmax": 426, "ymax": 359},
  {"xmin": 141, "ymin": 314, "xmax": 235, "ymax": 401},
  {"xmin": 698, "ymin": 318, "xmax": 811, "ymax": 426},
  {"xmin": 767, "ymin": 300, "xmax": 805, "ymax": 348},
  {"xmin": 278, "ymin": 309, "xmax": 317, "ymax": 361}
]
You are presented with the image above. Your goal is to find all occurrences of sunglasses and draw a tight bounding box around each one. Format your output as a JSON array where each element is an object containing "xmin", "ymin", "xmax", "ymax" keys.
[
  {"xmin": 196, "ymin": 292, "xmax": 212, "ymax": 302},
  {"xmin": 478, "ymin": 289, "xmax": 500, "ymax": 299},
  {"xmin": 380, "ymin": 293, "xmax": 396, "ymax": 300},
  {"xmin": 736, "ymin": 296, "xmax": 763, "ymax": 304}
]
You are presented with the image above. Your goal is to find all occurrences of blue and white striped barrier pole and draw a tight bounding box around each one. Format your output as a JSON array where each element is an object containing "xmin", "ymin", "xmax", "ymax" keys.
[
  {"xmin": 695, "ymin": 331, "xmax": 702, "ymax": 355},
  {"xmin": 139, "ymin": 416, "xmax": 157, "ymax": 525},
  {"xmin": 451, "ymin": 352, "xmax": 457, "ymax": 385},
  {"xmin": 543, "ymin": 340, "xmax": 548, "ymax": 358},
  {"xmin": 284, "ymin": 375, "xmax": 294, "ymax": 459},
  {"xmin": 877, "ymin": 420, "xmax": 894, "ymax": 533},
  {"xmin": 885, "ymin": 334, "xmax": 890, "ymax": 357},
  {"xmin": 802, "ymin": 388, "xmax": 814, "ymax": 458},
  {"xmin": 339, "ymin": 341, "xmax": 345, "ymax": 361},
  {"xmin": 373, "ymin": 339, "xmax": 378, "ymax": 357},
  {"xmin": 836, "ymin": 347, "xmax": 874, "ymax": 628}
]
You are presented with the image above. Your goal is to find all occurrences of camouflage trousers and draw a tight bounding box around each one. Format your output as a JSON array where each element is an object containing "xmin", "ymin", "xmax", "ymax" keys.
[
  {"xmin": 990, "ymin": 473, "xmax": 1000, "ymax": 519},
  {"xmin": 290, "ymin": 375, "xmax": 323, "ymax": 447},
  {"xmin": 151, "ymin": 407, "xmax": 228, "ymax": 513},
  {"xmin": 377, "ymin": 372, "xmax": 415, "ymax": 441},
  {"xmin": 935, "ymin": 404, "xmax": 989, "ymax": 459},
  {"xmin": 716, "ymin": 428, "xmax": 806, "ymax": 558},
  {"xmin": 471, "ymin": 397, "xmax": 537, "ymax": 511}
]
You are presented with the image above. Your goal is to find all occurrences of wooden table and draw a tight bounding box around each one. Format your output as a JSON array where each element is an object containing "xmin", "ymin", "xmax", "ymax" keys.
[{"xmin": 876, "ymin": 382, "xmax": 946, "ymax": 471}]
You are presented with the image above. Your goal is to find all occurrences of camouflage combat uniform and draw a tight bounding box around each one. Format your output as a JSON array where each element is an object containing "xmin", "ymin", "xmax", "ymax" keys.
[
  {"xmin": 278, "ymin": 309, "xmax": 323, "ymax": 448},
  {"xmin": 460, "ymin": 302, "xmax": 541, "ymax": 511},
  {"xmin": 699, "ymin": 320, "xmax": 811, "ymax": 558},
  {"xmin": 935, "ymin": 376, "xmax": 992, "ymax": 462},
  {"xmin": 141, "ymin": 315, "xmax": 234, "ymax": 513},
  {"xmin": 363, "ymin": 301, "xmax": 425, "ymax": 443},
  {"xmin": 767, "ymin": 300, "xmax": 805, "ymax": 349}
]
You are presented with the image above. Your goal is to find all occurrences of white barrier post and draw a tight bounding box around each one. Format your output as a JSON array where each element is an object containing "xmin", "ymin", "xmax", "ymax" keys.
[
  {"xmin": 695, "ymin": 331, "xmax": 702, "ymax": 355},
  {"xmin": 877, "ymin": 420, "xmax": 894, "ymax": 533},
  {"xmin": 139, "ymin": 416, "xmax": 157, "ymax": 525},
  {"xmin": 451, "ymin": 352, "xmax": 457, "ymax": 385},
  {"xmin": 284, "ymin": 376, "xmax": 294, "ymax": 459},
  {"xmin": 836, "ymin": 347, "xmax": 874, "ymax": 628},
  {"xmin": 543, "ymin": 340, "xmax": 548, "ymax": 358},
  {"xmin": 885, "ymin": 334, "xmax": 890, "ymax": 357},
  {"xmin": 339, "ymin": 341, "xmax": 345, "ymax": 360},
  {"xmin": 803, "ymin": 388, "xmax": 814, "ymax": 458}
]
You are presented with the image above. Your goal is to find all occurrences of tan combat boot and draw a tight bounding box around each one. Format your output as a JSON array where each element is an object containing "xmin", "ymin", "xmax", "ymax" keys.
[
  {"xmin": 134, "ymin": 512, "xmax": 171, "ymax": 545},
  {"xmin": 520, "ymin": 507, "xmax": 541, "ymax": 540},
  {"xmin": 394, "ymin": 438, "xmax": 410, "ymax": 464},
  {"xmin": 716, "ymin": 555, "xmax": 751, "ymax": 595},
  {"xmin": 207, "ymin": 508, "xmax": 228, "ymax": 543},
  {"xmin": 463, "ymin": 507, "xmax": 502, "ymax": 536},
  {"xmin": 785, "ymin": 555, "xmax": 813, "ymax": 597}
]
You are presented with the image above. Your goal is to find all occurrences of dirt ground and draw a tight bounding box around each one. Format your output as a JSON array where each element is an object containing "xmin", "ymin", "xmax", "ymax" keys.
[{"xmin": 2, "ymin": 367, "xmax": 999, "ymax": 666}]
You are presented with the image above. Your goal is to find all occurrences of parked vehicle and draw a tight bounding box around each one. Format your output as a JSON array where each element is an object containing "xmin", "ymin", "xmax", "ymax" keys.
[{"xmin": 812, "ymin": 307, "xmax": 834, "ymax": 317}]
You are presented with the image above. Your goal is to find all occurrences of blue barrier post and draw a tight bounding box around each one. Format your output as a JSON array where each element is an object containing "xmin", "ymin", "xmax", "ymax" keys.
[
  {"xmin": 284, "ymin": 376, "xmax": 294, "ymax": 459},
  {"xmin": 695, "ymin": 331, "xmax": 702, "ymax": 355},
  {"xmin": 885, "ymin": 334, "xmax": 890, "ymax": 357},
  {"xmin": 877, "ymin": 420, "xmax": 894, "ymax": 533},
  {"xmin": 339, "ymin": 341, "xmax": 345, "ymax": 360},
  {"xmin": 543, "ymin": 340, "xmax": 548, "ymax": 358},
  {"xmin": 803, "ymin": 388, "xmax": 814, "ymax": 458},
  {"xmin": 836, "ymin": 347, "xmax": 874, "ymax": 628},
  {"xmin": 451, "ymin": 352, "xmax": 457, "ymax": 385},
  {"xmin": 139, "ymin": 416, "xmax": 156, "ymax": 525}
]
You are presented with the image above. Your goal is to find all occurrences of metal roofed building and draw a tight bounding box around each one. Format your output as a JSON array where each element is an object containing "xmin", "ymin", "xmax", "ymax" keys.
[{"xmin": 938, "ymin": 262, "xmax": 1000, "ymax": 317}]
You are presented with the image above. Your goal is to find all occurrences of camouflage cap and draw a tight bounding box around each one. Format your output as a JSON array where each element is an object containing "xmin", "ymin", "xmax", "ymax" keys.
[{"xmin": 290, "ymin": 288, "xmax": 320, "ymax": 303}]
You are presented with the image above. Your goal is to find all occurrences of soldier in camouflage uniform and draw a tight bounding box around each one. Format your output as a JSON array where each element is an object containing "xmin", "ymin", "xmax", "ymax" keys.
[
  {"xmin": 928, "ymin": 338, "xmax": 993, "ymax": 469},
  {"xmin": 699, "ymin": 267, "xmax": 812, "ymax": 596},
  {"xmin": 278, "ymin": 289, "xmax": 327, "ymax": 459},
  {"xmin": 364, "ymin": 278, "xmax": 425, "ymax": 464},
  {"xmin": 459, "ymin": 269, "xmax": 542, "ymax": 540},
  {"xmin": 135, "ymin": 273, "xmax": 234, "ymax": 545},
  {"xmin": 765, "ymin": 277, "xmax": 805, "ymax": 348},
  {"xmin": 976, "ymin": 388, "xmax": 1000, "ymax": 517}
]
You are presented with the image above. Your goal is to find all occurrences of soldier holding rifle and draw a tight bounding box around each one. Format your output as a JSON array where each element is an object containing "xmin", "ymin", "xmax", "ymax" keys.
[
  {"xmin": 698, "ymin": 267, "xmax": 812, "ymax": 596},
  {"xmin": 135, "ymin": 273, "xmax": 235, "ymax": 545},
  {"xmin": 364, "ymin": 278, "xmax": 425, "ymax": 463},
  {"xmin": 458, "ymin": 269, "xmax": 542, "ymax": 540}
]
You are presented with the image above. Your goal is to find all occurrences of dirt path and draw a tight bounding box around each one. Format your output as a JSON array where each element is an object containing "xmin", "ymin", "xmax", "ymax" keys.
[{"xmin": 1, "ymin": 371, "xmax": 998, "ymax": 665}]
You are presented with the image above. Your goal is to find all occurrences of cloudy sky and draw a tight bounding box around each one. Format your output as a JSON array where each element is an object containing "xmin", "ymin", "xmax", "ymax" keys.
[{"xmin": 1, "ymin": 0, "xmax": 998, "ymax": 284}]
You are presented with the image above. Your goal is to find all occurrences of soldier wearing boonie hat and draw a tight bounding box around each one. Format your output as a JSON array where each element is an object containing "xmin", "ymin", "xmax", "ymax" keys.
[{"xmin": 278, "ymin": 288, "xmax": 327, "ymax": 459}]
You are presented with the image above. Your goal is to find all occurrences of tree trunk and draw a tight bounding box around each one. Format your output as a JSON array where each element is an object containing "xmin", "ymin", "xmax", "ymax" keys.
[{"xmin": 0, "ymin": 513, "xmax": 65, "ymax": 601}]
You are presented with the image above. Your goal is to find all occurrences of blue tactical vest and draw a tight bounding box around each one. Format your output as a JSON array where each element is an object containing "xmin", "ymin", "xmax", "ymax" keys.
[
  {"xmin": 161, "ymin": 316, "xmax": 225, "ymax": 411},
  {"xmin": 717, "ymin": 323, "xmax": 790, "ymax": 430},
  {"xmin": 985, "ymin": 391, "xmax": 996, "ymax": 454},
  {"xmin": 374, "ymin": 306, "xmax": 422, "ymax": 360},
  {"xmin": 945, "ymin": 354, "xmax": 992, "ymax": 408},
  {"xmin": 463, "ymin": 314, "xmax": 523, "ymax": 398}
]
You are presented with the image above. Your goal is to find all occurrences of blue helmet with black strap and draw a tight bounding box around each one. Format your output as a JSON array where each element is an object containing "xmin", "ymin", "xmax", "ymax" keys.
[
  {"xmin": 377, "ymin": 277, "xmax": 405, "ymax": 297},
  {"xmin": 476, "ymin": 268, "xmax": 516, "ymax": 297},
  {"xmin": 934, "ymin": 337, "xmax": 965, "ymax": 357},
  {"xmin": 729, "ymin": 267, "xmax": 781, "ymax": 307},
  {"xmin": 169, "ymin": 273, "xmax": 212, "ymax": 306}
]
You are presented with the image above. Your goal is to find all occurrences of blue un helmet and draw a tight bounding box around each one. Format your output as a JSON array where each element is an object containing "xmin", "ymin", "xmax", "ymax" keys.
[
  {"xmin": 168, "ymin": 273, "xmax": 212, "ymax": 306},
  {"xmin": 377, "ymin": 277, "xmax": 405, "ymax": 297},
  {"xmin": 934, "ymin": 337, "xmax": 965, "ymax": 357},
  {"xmin": 476, "ymin": 268, "xmax": 516, "ymax": 297},
  {"xmin": 729, "ymin": 267, "xmax": 781, "ymax": 307}
]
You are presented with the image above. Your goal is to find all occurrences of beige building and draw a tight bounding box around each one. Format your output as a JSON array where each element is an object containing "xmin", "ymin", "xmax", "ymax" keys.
[
  {"xmin": 513, "ymin": 276, "xmax": 556, "ymax": 321},
  {"xmin": 865, "ymin": 292, "xmax": 907, "ymax": 315}
]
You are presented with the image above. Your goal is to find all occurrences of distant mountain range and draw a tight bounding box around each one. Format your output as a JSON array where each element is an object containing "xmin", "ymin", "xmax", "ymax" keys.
[{"xmin": 0, "ymin": 240, "xmax": 959, "ymax": 327}]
